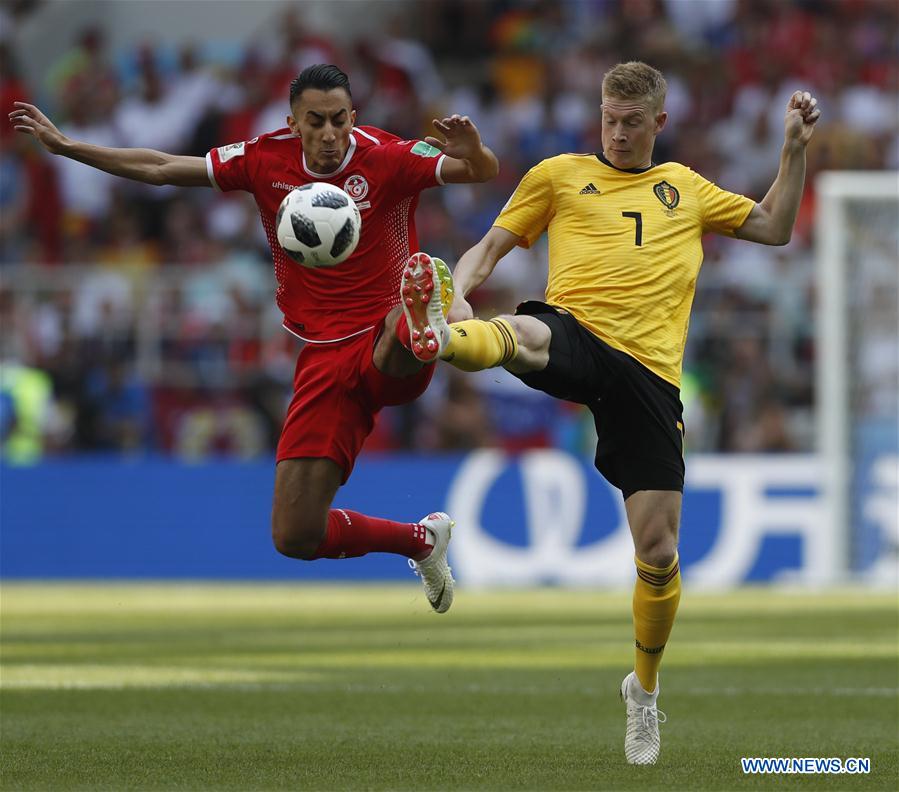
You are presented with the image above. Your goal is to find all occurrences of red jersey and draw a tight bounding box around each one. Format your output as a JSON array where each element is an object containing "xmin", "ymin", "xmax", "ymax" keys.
[{"xmin": 206, "ymin": 126, "xmax": 447, "ymax": 342}]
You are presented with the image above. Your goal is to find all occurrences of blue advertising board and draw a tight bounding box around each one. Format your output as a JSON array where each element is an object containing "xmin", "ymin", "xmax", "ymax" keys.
[{"xmin": 0, "ymin": 452, "xmax": 839, "ymax": 585}]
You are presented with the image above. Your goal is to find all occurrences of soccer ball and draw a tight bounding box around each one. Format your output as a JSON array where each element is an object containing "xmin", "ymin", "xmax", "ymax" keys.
[{"xmin": 275, "ymin": 183, "xmax": 362, "ymax": 268}]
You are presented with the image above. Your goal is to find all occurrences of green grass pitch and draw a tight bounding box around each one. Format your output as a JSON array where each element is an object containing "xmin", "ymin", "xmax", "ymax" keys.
[{"xmin": 1, "ymin": 584, "xmax": 897, "ymax": 791}]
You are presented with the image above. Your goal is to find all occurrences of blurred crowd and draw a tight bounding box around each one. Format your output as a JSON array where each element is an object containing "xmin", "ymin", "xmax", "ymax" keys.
[{"xmin": 1, "ymin": 0, "xmax": 897, "ymax": 462}]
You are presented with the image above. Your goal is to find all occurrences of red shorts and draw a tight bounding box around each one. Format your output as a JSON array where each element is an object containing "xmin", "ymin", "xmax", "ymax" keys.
[{"xmin": 276, "ymin": 321, "xmax": 434, "ymax": 482}]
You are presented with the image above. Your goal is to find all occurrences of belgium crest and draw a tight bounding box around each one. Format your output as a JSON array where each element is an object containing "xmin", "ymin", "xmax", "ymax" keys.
[{"xmin": 653, "ymin": 180, "xmax": 680, "ymax": 216}]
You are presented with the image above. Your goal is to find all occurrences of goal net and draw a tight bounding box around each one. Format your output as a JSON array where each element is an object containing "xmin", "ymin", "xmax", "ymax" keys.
[{"xmin": 816, "ymin": 171, "xmax": 898, "ymax": 583}]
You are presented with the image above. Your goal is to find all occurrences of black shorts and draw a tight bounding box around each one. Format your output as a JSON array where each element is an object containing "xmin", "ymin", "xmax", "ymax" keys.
[{"xmin": 512, "ymin": 301, "xmax": 685, "ymax": 500}]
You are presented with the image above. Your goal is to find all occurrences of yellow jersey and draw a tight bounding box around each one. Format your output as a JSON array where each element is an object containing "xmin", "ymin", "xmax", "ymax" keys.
[{"xmin": 494, "ymin": 153, "xmax": 755, "ymax": 387}]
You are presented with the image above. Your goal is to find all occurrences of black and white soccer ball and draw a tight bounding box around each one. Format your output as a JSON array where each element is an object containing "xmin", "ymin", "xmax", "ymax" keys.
[{"xmin": 276, "ymin": 183, "xmax": 362, "ymax": 268}]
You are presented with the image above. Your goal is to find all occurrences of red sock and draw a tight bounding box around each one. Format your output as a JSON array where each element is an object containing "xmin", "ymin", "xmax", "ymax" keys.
[
  {"xmin": 395, "ymin": 313, "xmax": 412, "ymax": 350},
  {"xmin": 311, "ymin": 509, "xmax": 433, "ymax": 560}
]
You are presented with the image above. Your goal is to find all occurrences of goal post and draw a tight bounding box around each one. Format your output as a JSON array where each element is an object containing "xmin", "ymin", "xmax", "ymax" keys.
[{"xmin": 815, "ymin": 170, "xmax": 899, "ymax": 582}]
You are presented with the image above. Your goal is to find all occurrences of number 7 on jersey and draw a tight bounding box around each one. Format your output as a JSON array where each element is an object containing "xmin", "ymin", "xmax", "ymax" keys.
[{"xmin": 622, "ymin": 211, "xmax": 643, "ymax": 246}]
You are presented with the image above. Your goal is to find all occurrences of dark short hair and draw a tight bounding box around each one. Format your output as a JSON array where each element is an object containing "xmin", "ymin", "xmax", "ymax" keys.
[{"xmin": 289, "ymin": 64, "xmax": 352, "ymax": 106}]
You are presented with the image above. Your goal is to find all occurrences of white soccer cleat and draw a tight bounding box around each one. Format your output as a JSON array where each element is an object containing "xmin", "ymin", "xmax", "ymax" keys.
[
  {"xmin": 620, "ymin": 671, "xmax": 667, "ymax": 765},
  {"xmin": 408, "ymin": 511, "xmax": 455, "ymax": 613},
  {"xmin": 401, "ymin": 252, "xmax": 454, "ymax": 362}
]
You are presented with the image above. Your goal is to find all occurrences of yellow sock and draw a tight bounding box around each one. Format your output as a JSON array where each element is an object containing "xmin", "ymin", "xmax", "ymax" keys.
[
  {"xmin": 441, "ymin": 318, "xmax": 518, "ymax": 372},
  {"xmin": 632, "ymin": 553, "xmax": 681, "ymax": 694}
]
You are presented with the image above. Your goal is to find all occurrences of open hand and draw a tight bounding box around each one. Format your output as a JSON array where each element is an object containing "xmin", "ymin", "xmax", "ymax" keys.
[
  {"xmin": 425, "ymin": 115, "xmax": 483, "ymax": 161},
  {"xmin": 784, "ymin": 91, "xmax": 821, "ymax": 146},
  {"xmin": 8, "ymin": 102, "xmax": 68, "ymax": 154}
]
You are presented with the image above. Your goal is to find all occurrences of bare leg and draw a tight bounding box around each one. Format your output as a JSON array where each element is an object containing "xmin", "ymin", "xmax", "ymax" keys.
[
  {"xmin": 271, "ymin": 457, "xmax": 343, "ymax": 559},
  {"xmin": 502, "ymin": 314, "xmax": 552, "ymax": 374},
  {"xmin": 624, "ymin": 490, "xmax": 681, "ymax": 567},
  {"xmin": 372, "ymin": 304, "xmax": 424, "ymax": 379}
]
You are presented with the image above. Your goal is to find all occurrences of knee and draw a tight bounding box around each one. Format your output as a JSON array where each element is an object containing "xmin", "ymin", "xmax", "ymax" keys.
[
  {"xmin": 271, "ymin": 505, "xmax": 327, "ymax": 560},
  {"xmin": 633, "ymin": 516, "xmax": 679, "ymax": 569},
  {"xmin": 506, "ymin": 314, "xmax": 550, "ymax": 353}
]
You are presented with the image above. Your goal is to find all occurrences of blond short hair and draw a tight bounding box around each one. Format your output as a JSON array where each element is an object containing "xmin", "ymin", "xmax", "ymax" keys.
[{"xmin": 601, "ymin": 61, "xmax": 667, "ymax": 113}]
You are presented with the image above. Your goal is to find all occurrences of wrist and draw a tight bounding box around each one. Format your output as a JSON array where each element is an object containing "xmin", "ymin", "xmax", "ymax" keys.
[
  {"xmin": 55, "ymin": 136, "xmax": 76, "ymax": 156},
  {"xmin": 465, "ymin": 143, "xmax": 493, "ymax": 162},
  {"xmin": 782, "ymin": 138, "xmax": 806, "ymax": 154},
  {"xmin": 452, "ymin": 276, "xmax": 477, "ymax": 299},
  {"xmin": 468, "ymin": 145, "xmax": 498, "ymax": 180}
]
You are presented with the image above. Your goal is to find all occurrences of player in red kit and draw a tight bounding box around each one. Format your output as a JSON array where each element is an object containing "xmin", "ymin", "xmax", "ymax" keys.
[{"xmin": 10, "ymin": 64, "xmax": 499, "ymax": 612}]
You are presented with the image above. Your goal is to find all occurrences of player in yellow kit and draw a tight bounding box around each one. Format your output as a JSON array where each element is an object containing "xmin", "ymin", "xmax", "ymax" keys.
[{"xmin": 402, "ymin": 61, "xmax": 820, "ymax": 765}]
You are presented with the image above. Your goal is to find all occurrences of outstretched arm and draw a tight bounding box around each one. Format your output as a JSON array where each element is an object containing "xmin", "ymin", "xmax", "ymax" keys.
[
  {"xmin": 735, "ymin": 91, "xmax": 821, "ymax": 245},
  {"xmin": 9, "ymin": 102, "xmax": 210, "ymax": 188},
  {"xmin": 427, "ymin": 114, "xmax": 499, "ymax": 184},
  {"xmin": 446, "ymin": 225, "xmax": 521, "ymax": 322}
]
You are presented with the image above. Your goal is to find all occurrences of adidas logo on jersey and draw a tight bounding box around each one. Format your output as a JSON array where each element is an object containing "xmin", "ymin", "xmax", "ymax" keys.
[{"xmin": 579, "ymin": 183, "xmax": 601, "ymax": 195}]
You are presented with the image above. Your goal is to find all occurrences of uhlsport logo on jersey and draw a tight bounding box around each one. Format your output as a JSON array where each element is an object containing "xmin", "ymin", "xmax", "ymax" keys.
[
  {"xmin": 343, "ymin": 174, "xmax": 369, "ymax": 201},
  {"xmin": 653, "ymin": 180, "xmax": 680, "ymax": 216}
]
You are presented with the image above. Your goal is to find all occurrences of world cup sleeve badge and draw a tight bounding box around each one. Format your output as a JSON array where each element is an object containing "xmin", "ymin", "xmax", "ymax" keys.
[{"xmin": 653, "ymin": 180, "xmax": 680, "ymax": 217}]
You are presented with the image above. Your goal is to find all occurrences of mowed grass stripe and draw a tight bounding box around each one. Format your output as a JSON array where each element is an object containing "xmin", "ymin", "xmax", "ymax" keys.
[
  {"xmin": 4, "ymin": 643, "xmax": 898, "ymax": 684},
  {"xmin": 1, "ymin": 585, "xmax": 897, "ymax": 791},
  {"xmin": 4, "ymin": 583, "xmax": 896, "ymax": 614}
]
